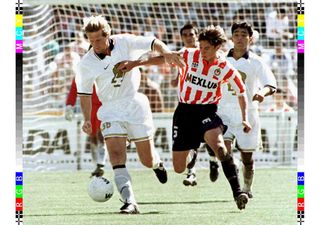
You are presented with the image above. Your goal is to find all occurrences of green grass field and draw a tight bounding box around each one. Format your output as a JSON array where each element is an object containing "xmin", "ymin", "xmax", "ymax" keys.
[{"xmin": 24, "ymin": 168, "xmax": 296, "ymax": 225}]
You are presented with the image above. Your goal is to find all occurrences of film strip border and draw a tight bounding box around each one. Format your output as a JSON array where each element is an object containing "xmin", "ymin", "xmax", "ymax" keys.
[
  {"xmin": 16, "ymin": 172, "xmax": 23, "ymax": 224},
  {"xmin": 16, "ymin": 0, "xmax": 23, "ymax": 224},
  {"xmin": 297, "ymin": 172, "xmax": 304, "ymax": 225},
  {"xmin": 297, "ymin": 0, "xmax": 304, "ymax": 224}
]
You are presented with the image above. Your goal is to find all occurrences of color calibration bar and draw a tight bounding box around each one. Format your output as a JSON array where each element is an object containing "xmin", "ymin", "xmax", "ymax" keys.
[
  {"xmin": 297, "ymin": 0, "xmax": 304, "ymax": 224},
  {"xmin": 16, "ymin": 0, "xmax": 23, "ymax": 224}
]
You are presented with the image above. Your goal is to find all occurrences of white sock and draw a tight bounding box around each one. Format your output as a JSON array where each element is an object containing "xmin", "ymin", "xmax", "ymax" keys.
[
  {"xmin": 96, "ymin": 145, "xmax": 106, "ymax": 166},
  {"xmin": 114, "ymin": 167, "xmax": 136, "ymax": 204}
]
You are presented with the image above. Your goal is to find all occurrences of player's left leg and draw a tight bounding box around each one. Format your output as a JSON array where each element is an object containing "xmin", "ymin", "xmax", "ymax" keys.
[
  {"xmin": 135, "ymin": 139, "xmax": 168, "ymax": 184},
  {"xmin": 235, "ymin": 111, "xmax": 260, "ymax": 199},
  {"xmin": 240, "ymin": 151, "xmax": 254, "ymax": 198},
  {"xmin": 105, "ymin": 136, "xmax": 140, "ymax": 214},
  {"xmin": 204, "ymin": 127, "xmax": 248, "ymax": 210}
]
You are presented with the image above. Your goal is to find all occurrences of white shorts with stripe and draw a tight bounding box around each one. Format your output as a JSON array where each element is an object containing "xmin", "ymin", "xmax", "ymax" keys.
[{"xmin": 218, "ymin": 108, "xmax": 261, "ymax": 151}]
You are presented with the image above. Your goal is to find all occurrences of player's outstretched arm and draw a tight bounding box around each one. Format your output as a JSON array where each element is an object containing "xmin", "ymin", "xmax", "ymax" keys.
[
  {"xmin": 117, "ymin": 56, "xmax": 165, "ymax": 73},
  {"xmin": 152, "ymin": 39, "xmax": 185, "ymax": 68}
]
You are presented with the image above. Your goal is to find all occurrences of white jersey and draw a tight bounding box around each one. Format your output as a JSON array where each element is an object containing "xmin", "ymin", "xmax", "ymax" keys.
[
  {"xmin": 219, "ymin": 50, "xmax": 277, "ymax": 111},
  {"xmin": 218, "ymin": 50, "xmax": 277, "ymax": 150},
  {"xmin": 75, "ymin": 34, "xmax": 155, "ymax": 123},
  {"xmin": 76, "ymin": 34, "xmax": 155, "ymax": 102}
]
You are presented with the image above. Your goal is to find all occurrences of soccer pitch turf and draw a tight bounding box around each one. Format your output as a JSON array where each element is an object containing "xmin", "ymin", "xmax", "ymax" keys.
[{"xmin": 24, "ymin": 168, "xmax": 296, "ymax": 225}]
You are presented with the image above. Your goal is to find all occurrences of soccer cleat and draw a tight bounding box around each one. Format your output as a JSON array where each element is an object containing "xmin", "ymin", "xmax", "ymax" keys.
[
  {"xmin": 209, "ymin": 160, "xmax": 219, "ymax": 182},
  {"xmin": 242, "ymin": 190, "xmax": 253, "ymax": 199},
  {"xmin": 153, "ymin": 162, "xmax": 168, "ymax": 184},
  {"xmin": 90, "ymin": 164, "xmax": 104, "ymax": 177},
  {"xmin": 183, "ymin": 173, "xmax": 197, "ymax": 186},
  {"xmin": 186, "ymin": 149, "xmax": 197, "ymax": 169},
  {"xmin": 234, "ymin": 193, "xmax": 249, "ymax": 210},
  {"xmin": 120, "ymin": 203, "xmax": 140, "ymax": 214}
]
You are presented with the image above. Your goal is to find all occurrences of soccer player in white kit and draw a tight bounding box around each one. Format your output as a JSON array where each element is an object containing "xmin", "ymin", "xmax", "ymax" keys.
[
  {"xmin": 207, "ymin": 22, "xmax": 277, "ymax": 198},
  {"xmin": 75, "ymin": 15, "xmax": 184, "ymax": 214}
]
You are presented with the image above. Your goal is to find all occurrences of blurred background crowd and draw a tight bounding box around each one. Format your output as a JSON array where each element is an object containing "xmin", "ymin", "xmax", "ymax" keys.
[{"xmin": 23, "ymin": 1, "xmax": 297, "ymax": 115}]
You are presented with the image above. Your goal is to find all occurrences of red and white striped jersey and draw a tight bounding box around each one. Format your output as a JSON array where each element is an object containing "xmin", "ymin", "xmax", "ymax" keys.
[{"xmin": 178, "ymin": 49, "xmax": 246, "ymax": 104}]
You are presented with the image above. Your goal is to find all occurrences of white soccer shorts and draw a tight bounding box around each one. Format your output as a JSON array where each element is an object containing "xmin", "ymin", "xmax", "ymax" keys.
[
  {"xmin": 100, "ymin": 120, "xmax": 154, "ymax": 142},
  {"xmin": 219, "ymin": 108, "xmax": 261, "ymax": 151},
  {"xmin": 99, "ymin": 93, "xmax": 154, "ymax": 142}
]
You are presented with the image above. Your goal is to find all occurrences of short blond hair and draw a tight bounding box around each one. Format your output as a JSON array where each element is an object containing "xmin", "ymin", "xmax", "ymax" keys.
[{"xmin": 82, "ymin": 15, "xmax": 111, "ymax": 36}]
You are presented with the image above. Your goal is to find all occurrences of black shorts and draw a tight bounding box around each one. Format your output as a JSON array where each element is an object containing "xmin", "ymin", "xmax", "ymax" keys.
[{"xmin": 172, "ymin": 103, "xmax": 227, "ymax": 151}]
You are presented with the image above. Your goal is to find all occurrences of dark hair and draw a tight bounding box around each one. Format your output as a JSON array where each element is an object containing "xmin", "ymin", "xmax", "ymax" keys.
[
  {"xmin": 231, "ymin": 22, "xmax": 254, "ymax": 37},
  {"xmin": 180, "ymin": 23, "xmax": 198, "ymax": 36},
  {"xmin": 198, "ymin": 25, "xmax": 227, "ymax": 46}
]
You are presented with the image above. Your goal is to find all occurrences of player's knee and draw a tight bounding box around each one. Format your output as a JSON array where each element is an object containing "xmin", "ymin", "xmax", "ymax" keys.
[
  {"xmin": 215, "ymin": 145, "xmax": 229, "ymax": 162},
  {"xmin": 241, "ymin": 152, "xmax": 254, "ymax": 169},
  {"xmin": 173, "ymin": 163, "xmax": 185, "ymax": 174}
]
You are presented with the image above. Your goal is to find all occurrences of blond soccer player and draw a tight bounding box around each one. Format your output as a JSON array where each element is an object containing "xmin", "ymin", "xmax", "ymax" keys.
[{"xmin": 76, "ymin": 15, "xmax": 184, "ymax": 214}]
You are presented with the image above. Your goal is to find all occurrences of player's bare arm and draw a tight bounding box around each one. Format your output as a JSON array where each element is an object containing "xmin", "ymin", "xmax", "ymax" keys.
[
  {"xmin": 252, "ymin": 85, "xmax": 277, "ymax": 103},
  {"xmin": 237, "ymin": 94, "xmax": 252, "ymax": 133},
  {"xmin": 79, "ymin": 95, "xmax": 93, "ymax": 135},
  {"xmin": 117, "ymin": 56, "xmax": 165, "ymax": 73},
  {"xmin": 152, "ymin": 39, "xmax": 185, "ymax": 68},
  {"xmin": 117, "ymin": 53, "xmax": 184, "ymax": 74}
]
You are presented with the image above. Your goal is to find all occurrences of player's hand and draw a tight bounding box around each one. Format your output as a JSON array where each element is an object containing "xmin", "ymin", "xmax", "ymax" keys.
[
  {"xmin": 242, "ymin": 121, "xmax": 252, "ymax": 133},
  {"xmin": 116, "ymin": 60, "xmax": 137, "ymax": 73},
  {"xmin": 163, "ymin": 52, "xmax": 185, "ymax": 69},
  {"xmin": 170, "ymin": 77, "xmax": 179, "ymax": 87},
  {"xmin": 65, "ymin": 105, "xmax": 74, "ymax": 121},
  {"xmin": 82, "ymin": 120, "xmax": 92, "ymax": 135},
  {"xmin": 252, "ymin": 93, "xmax": 264, "ymax": 103}
]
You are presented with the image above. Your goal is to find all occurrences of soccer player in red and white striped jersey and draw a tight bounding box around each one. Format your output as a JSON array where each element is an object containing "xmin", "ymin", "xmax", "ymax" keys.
[
  {"xmin": 174, "ymin": 26, "xmax": 251, "ymax": 210},
  {"xmin": 118, "ymin": 25, "xmax": 252, "ymax": 210}
]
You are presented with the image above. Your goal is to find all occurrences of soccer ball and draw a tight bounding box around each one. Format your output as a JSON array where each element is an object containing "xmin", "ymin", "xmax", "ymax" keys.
[{"xmin": 88, "ymin": 176, "xmax": 114, "ymax": 202}]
